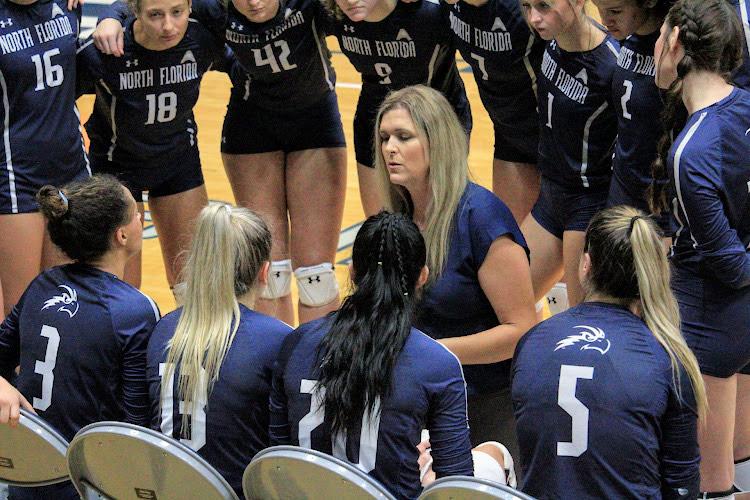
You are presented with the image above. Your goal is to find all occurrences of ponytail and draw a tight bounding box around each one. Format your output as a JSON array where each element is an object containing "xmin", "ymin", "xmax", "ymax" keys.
[
  {"xmin": 164, "ymin": 205, "xmax": 271, "ymax": 426},
  {"xmin": 316, "ymin": 212, "xmax": 426, "ymax": 437}
]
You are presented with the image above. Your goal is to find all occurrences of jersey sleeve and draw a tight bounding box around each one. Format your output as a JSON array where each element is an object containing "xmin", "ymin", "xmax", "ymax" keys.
[
  {"xmin": 469, "ymin": 188, "xmax": 529, "ymax": 266},
  {"xmin": 677, "ymin": 138, "xmax": 750, "ymax": 288},
  {"xmin": 659, "ymin": 365, "xmax": 700, "ymax": 499},
  {"xmin": 424, "ymin": 347, "xmax": 474, "ymax": 478},
  {"xmin": 98, "ymin": 0, "xmax": 130, "ymax": 23},
  {"xmin": 0, "ymin": 304, "xmax": 23, "ymax": 381},
  {"xmin": 75, "ymin": 37, "xmax": 102, "ymax": 96},
  {"xmin": 269, "ymin": 332, "xmax": 301, "ymax": 445},
  {"xmin": 188, "ymin": 0, "xmax": 227, "ymax": 39},
  {"xmin": 110, "ymin": 293, "xmax": 161, "ymax": 427}
]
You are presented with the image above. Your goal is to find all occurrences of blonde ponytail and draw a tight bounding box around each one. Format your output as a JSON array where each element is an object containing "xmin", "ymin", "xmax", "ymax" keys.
[{"xmin": 164, "ymin": 204, "xmax": 271, "ymax": 424}]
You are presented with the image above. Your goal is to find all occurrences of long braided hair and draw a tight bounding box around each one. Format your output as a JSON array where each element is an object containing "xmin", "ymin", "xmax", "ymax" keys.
[
  {"xmin": 315, "ymin": 211, "xmax": 426, "ymax": 437},
  {"xmin": 649, "ymin": 0, "xmax": 743, "ymax": 212}
]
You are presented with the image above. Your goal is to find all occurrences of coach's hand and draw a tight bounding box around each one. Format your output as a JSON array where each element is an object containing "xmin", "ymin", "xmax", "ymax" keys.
[
  {"xmin": 67, "ymin": 0, "xmax": 83, "ymax": 10},
  {"xmin": 93, "ymin": 18, "xmax": 125, "ymax": 57},
  {"xmin": 0, "ymin": 377, "xmax": 33, "ymax": 428}
]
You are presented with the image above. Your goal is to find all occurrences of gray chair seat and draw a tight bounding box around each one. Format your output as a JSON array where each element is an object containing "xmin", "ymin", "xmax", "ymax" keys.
[{"xmin": 418, "ymin": 476, "xmax": 537, "ymax": 500}]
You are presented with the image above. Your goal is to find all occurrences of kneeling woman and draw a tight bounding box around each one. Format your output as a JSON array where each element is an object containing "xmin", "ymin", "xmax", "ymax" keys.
[
  {"xmin": 512, "ymin": 206, "xmax": 706, "ymax": 499},
  {"xmin": 269, "ymin": 212, "xmax": 474, "ymax": 499},
  {"xmin": 147, "ymin": 205, "xmax": 292, "ymax": 496}
]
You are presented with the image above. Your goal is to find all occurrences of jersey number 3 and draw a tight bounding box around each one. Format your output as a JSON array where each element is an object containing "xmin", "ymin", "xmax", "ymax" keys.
[
  {"xmin": 33, "ymin": 325, "xmax": 61, "ymax": 411},
  {"xmin": 556, "ymin": 364, "xmax": 593, "ymax": 457}
]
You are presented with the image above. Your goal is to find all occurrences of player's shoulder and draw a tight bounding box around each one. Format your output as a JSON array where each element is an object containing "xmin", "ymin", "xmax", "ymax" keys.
[
  {"xmin": 402, "ymin": 328, "xmax": 463, "ymax": 378},
  {"xmin": 104, "ymin": 276, "xmax": 161, "ymax": 325}
]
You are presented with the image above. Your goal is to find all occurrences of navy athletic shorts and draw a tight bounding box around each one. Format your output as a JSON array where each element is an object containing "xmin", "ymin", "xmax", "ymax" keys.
[
  {"xmin": 672, "ymin": 264, "xmax": 750, "ymax": 378},
  {"xmin": 0, "ymin": 159, "xmax": 90, "ymax": 214},
  {"xmin": 221, "ymin": 89, "xmax": 345, "ymax": 155},
  {"xmin": 606, "ymin": 171, "xmax": 672, "ymax": 234},
  {"xmin": 480, "ymin": 84, "xmax": 539, "ymax": 164},
  {"xmin": 531, "ymin": 176, "xmax": 608, "ymax": 238},
  {"xmin": 91, "ymin": 145, "xmax": 204, "ymax": 203}
]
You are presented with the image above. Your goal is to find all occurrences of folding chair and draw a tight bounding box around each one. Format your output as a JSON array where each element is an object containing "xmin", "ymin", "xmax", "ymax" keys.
[
  {"xmin": 66, "ymin": 421, "xmax": 239, "ymax": 500},
  {"xmin": 243, "ymin": 445, "xmax": 396, "ymax": 500},
  {"xmin": 418, "ymin": 476, "xmax": 537, "ymax": 500}
]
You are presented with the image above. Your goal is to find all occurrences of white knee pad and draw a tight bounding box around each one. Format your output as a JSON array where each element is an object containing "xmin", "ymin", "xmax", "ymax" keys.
[
  {"xmin": 472, "ymin": 442, "xmax": 516, "ymax": 488},
  {"xmin": 736, "ymin": 457, "xmax": 750, "ymax": 492},
  {"xmin": 546, "ymin": 282, "xmax": 569, "ymax": 316},
  {"xmin": 295, "ymin": 263, "xmax": 339, "ymax": 307},
  {"xmin": 261, "ymin": 259, "xmax": 292, "ymax": 300}
]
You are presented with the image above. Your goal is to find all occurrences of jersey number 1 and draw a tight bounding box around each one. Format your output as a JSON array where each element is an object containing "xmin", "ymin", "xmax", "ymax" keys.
[{"xmin": 556, "ymin": 364, "xmax": 593, "ymax": 457}]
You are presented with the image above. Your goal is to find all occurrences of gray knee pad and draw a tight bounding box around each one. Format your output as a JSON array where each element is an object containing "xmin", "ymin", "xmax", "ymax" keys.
[
  {"xmin": 295, "ymin": 263, "xmax": 339, "ymax": 307},
  {"xmin": 736, "ymin": 457, "xmax": 750, "ymax": 492},
  {"xmin": 261, "ymin": 259, "xmax": 292, "ymax": 299}
]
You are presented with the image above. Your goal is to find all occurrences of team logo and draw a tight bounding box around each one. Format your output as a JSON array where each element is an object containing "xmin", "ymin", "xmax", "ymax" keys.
[
  {"xmin": 230, "ymin": 21, "xmax": 243, "ymax": 31},
  {"xmin": 41, "ymin": 285, "xmax": 80, "ymax": 318},
  {"xmin": 125, "ymin": 59, "xmax": 139, "ymax": 67},
  {"xmin": 0, "ymin": 18, "xmax": 12, "ymax": 29},
  {"xmin": 181, "ymin": 50, "xmax": 196, "ymax": 64},
  {"xmin": 343, "ymin": 25, "xmax": 355, "ymax": 33},
  {"xmin": 575, "ymin": 68, "xmax": 588, "ymax": 85},
  {"xmin": 284, "ymin": 8, "xmax": 294, "ymax": 19},
  {"xmin": 396, "ymin": 28, "xmax": 412, "ymax": 41},
  {"xmin": 491, "ymin": 17, "xmax": 507, "ymax": 32},
  {"xmin": 51, "ymin": 3, "xmax": 65, "ymax": 18},
  {"xmin": 554, "ymin": 325, "xmax": 611, "ymax": 355}
]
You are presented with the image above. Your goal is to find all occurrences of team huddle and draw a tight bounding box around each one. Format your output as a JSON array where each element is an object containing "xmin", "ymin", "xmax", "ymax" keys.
[{"xmin": 0, "ymin": 0, "xmax": 749, "ymax": 498}]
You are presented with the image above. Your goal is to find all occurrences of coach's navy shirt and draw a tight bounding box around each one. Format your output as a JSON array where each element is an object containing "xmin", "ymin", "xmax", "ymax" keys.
[
  {"xmin": 147, "ymin": 305, "xmax": 292, "ymax": 496},
  {"xmin": 513, "ymin": 302, "xmax": 700, "ymax": 500},
  {"xmin": 0, "ymin": 263, "xmax": 160, "ymax": 440},
  {"xmin": 269, "ymin": 317, "xmax": 473, "ymax": 500}
]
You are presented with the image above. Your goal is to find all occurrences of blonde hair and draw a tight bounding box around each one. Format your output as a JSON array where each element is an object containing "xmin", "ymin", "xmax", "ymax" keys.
[
  {"xmin": 374, "ymin": 85, "xmax": 468, "ymax": 282},
  {"xmin": 584, "ymin": 205, "xmax": 707, "ymax": 419},
  {"xmin": 164, "ymin": 204, "xmax": 272, "ymax": 421}
]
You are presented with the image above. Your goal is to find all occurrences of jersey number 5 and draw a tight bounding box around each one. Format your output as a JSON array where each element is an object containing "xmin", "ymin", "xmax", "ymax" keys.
[
  {"xmin": 556, "ymin": 364, "xmax": 593, "ymax": 457},
  {"xmin": 298, "ymin": 379, "xmax": 381, "ymax": 473}
]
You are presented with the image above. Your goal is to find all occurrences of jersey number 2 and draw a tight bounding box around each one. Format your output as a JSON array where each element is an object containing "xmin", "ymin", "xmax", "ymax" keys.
[
  {"xmin": 556, "ymin": 364, "xmax": 593, "ymax": 457},
  {"xmin": 298, "ymin": 379, "xmax": 381, "ymax": 473}
]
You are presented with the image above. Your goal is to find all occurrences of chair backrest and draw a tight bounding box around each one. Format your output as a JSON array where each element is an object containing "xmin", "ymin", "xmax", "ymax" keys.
[
  {"xmin": 66, "ymin": 421, "xmax": 239, "ymax": 500},
  {"xmin": 0, "ymin": 408, "xmax": 69, "ymax": 486},
  {"xmin": 243, "ymin": 445, "xmax": 396, "ymax": 500},
  {"xmin": 418, "ymin": 476, "xmax": 537, "ymax": 500}
]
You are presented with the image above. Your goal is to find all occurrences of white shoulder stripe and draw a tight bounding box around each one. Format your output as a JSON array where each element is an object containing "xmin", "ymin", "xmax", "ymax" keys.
[
  {"xmin": 0, "ymin": 69, "xmax": 17, "ymax": 213},
  {"xmin": 76, "ymin": 38, "xmax": 94, "ymax": 54},
  {"xmin": 740, "ymin": 0, "xmax": 750, "ymax": 61},
  {"xmin": 673, "ymin": 112, "xmax": 708, "ymax": 249},
  {"xmin": 605, "ymin": 40, "xmax": 619, "ymax": 58},
  {"xmin": 137, "ymin": 289, "xmax": 161, "ymax": 322}
]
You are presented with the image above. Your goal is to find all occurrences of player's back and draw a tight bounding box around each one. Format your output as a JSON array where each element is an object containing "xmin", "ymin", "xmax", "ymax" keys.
[
  {"xmin": 2, "ymin": 263, "xmax": 159, "ymax": 441},
  {"xmin": 270, "ymin": 316, "xmax": 473, "ymax": 500},
  {"xmin": 147, "ymin": 305, "xmax": 292, "ymax": 495},
  {"xmin": 512, "ymin": 301, "xmax": 687, "ymax": 499}
]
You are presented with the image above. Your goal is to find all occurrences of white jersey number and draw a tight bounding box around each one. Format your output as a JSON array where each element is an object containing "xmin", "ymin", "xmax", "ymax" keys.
[
  {"xmin": 159, "ymin": 363, "xmax": 207, "ymax": 450},
  {"xmin": 375, "ymin": 63, "xmax": 392, "ymax": 85},
  {"xmin": 556, "ymin": 364, "xmax": 593, "ymax": 457},
  {"xmin": 252, "ymin": 40, "xmax": 297, "ymax": 73},
  {"xmin": 545, "ymin": 92, "xmax": 554, "ymax": 129},
  {"xmin": 31, "ymin": 49, "xmax": 64, "ymax": 91},
  {"xmin": 298, "ymin": 379, "xmax": 381, "ymax": 473},
  {"xmin": 470, "ymin": 53, "xmax": 489, "ymax": 81},
  {"xmin": 33, "ymin": 325, "xmax": 61, "ymax": 411},
  {"xmin": 621, "ymin": 80, "xmax": 633, "ymax": 120},
  {"xmin": 145, "ymin": 92, "xmax": 178, "ymax": 124}
]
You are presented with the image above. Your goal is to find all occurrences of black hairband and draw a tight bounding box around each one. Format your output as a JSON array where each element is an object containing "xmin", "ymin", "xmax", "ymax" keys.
[{"xmin": 628, "ymin": 215, "xmax": 644, "ymax": 236}]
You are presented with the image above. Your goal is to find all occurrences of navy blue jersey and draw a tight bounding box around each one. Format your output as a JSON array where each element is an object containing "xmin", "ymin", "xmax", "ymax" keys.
[
  {"xmin": 414, "ymin": 183, "xmax": 528, "ymax": 396},
  {"xmin": 147, "ymin": 305, "xmax": 292, "ymax": 496},
  {"xmin": 0, "ymin": 263, "xmax": 160, "ymax": 441},
  {"xmin": 537, "ymin": 36, "xmax": 619, "ymax": 189},
  {"xmin": 446, "ymin": 0, "xmax": 542, "ymax": 115},
  {"xmin": 331, "ymin": 0, "xmax": 468, "ymax": 113},
  {"xmin": 731, "ymin": 0, "xmax": 750, "ymax": 89},
  {"xmin": 269, "ymin": 317, "xmax": 473, "ymax": 500},
  {"xmin": 77, "ymin": 17, "xmax": 225, "ymax": 167},
  {"xmin": 611, "ymin": 31, "xmax": 661, "ymax": 190},
  {"xmin": 512, "ymin": 302, "xmax": 700, "ymax": 500},
  {"xmin": 0, "ymin": 0, "xmax": 90, "ymax": 214},
  {"xmin": 668, "ymin": 87, "xmax": 750, "ymax": 289}
]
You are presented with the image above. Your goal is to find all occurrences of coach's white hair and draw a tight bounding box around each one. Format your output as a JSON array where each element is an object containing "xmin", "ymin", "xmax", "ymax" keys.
[
  {"xmin": 374, "ymin": 85, "xmax": 468, "ymax": 283},
  {"xmin": 163, "ymin": 204, "xmax": 271, "ymax": 425}
]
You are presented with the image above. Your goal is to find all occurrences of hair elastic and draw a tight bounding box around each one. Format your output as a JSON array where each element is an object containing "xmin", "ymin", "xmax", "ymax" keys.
[
  {"xmin": 628, "ymin": 215, "xmax": 644, "ymax": 236},
  {"xmin": 58, "ymin": 190, "xmax": 69, "ymax": 212}
]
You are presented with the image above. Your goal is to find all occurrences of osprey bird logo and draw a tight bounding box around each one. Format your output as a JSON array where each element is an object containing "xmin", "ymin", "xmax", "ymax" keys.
[
  {"xmin": 41, "ymin": 285, "xmax": 79, "ymax": 318},
  {"xmin": 554, "ymin": 325, "xmax": 611, "ymax": 355}
]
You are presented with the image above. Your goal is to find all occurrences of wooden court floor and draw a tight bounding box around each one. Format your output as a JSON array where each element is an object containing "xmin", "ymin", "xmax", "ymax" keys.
[{"xmin": 76, "ymin": 39, "xmax": 496, "ymax": 318}]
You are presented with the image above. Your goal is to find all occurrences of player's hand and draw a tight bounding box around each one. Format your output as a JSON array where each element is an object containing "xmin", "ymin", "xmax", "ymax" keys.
[
  {"xmin": 0, "ymin": 377, "xmax": 34, "ymax": 428},
  {"xmin": 417, "ymin": 439, "xmax": 436, "ymax": 487},
  {"xmin": 67, "ymin": 0, "xmax": 83, "ymax": 10},
  {"xmin": 93, "ymin": 18, "xmax": 125, "ymax": 57}
]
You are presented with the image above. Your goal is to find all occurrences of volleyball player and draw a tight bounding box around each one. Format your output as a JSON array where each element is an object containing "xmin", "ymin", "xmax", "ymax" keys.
[
  {"xmin": 270, "ymin": 211, "xmax": 474, "ymax": 499},
  {"xmin": 0, "ymin": 175, "xmax": 160, "ymax": 499},
  {"xmin": 513, "ymin": 206, "xmax": 705, "ymax": 499},
  {"xmin": 592, "ymin": 0, "xmax": 673, "ymax": 233},
  {"xmin": 0, "ymin": 0, "xmax": 91, "ymax": 316},
  {"xmin": 94, "ymin": 0, "xmax": 347, "ymax": 325},
  {"xmin": 324, "ymin": 0, "xmax": 471, "ymax": 215},
  {"xmin": 519, "ymin": 0, "xmax": 619, "ymax": 308},
  {"xmin": 148, "ymin": 205, "xmax": 292, "ymax": 496},
  {"xmin": 77, "ymin": 0, "xmax": 228, "ymax": 290},
  {"xmin": 650, "ymin": 1, "xmax": 750, "ymax": 496},
  {"xmin": 445, "ymin": 0, "xmax": 543, "ymax": 223}
]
